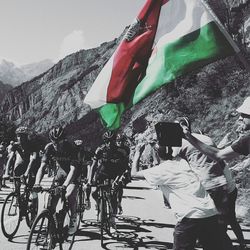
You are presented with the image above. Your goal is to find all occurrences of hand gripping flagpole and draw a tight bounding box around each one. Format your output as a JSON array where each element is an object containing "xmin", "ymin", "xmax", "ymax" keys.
[{"xmin": 201, "ymin": 0, "xmax": 250, "ymax": 71}]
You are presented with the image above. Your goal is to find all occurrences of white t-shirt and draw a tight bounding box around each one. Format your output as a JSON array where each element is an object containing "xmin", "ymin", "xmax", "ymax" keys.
[
  {"xmin": 142, "ymin": 158, "xmax": 217, "ymax": 221},
  {"xmin": 173, "ymin": 133, "xmax": 227, "ymax": 190}
]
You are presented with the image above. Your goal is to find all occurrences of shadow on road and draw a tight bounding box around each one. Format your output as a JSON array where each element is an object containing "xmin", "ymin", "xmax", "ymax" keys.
[
  {"xmin": 75, "ymin": 215, "xmax": 175, "ymax": 249},
  {"xmin": 8, "ymin": 234, "xmax": 29, "ymax": 244},
  {"xmin": 123, "ymin": 195, "xmax": 145, "ymax": 200},
  {"xmin": 125, "ymin": 186, "xmax": 152, "ymax": 190}
]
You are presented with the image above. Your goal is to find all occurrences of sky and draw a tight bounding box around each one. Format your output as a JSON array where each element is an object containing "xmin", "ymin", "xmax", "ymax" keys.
[{"xmin": 0, "ymin": 0, "xmax": 145, "ymax": 66}]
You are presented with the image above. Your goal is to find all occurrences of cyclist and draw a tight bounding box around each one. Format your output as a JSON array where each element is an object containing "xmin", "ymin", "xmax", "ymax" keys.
[
  {"xmin": 0, "ymin": 144, "xmax": 8, "ymax": 190},
  {"xmin": 33, "ymin": 126, "xmax": 81, "ymax": 235},
  {"xmin": 4, "ymin": 127, "xmax": 41, "ymax": 190},
  {"xmin": 74, "ymin": 139, "xmax": 93, "ymax": 210},
  {"xmin": 115, "ymin": 133, "xmax": 131, "ymax": 214},
  {"xmin": 89, "ymin": 131, "xmax": 128, "ymax": 229}
]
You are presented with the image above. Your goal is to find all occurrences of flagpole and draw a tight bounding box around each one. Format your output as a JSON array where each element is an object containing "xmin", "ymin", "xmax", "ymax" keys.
[{"xmin": 200, "ymin": 0, "xmax": 250, "ymax": 72}]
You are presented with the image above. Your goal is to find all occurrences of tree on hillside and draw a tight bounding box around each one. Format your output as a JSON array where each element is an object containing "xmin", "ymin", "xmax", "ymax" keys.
[{"xmin": 0, "ymin": 116, "xmax": 16, "ymax": 144}]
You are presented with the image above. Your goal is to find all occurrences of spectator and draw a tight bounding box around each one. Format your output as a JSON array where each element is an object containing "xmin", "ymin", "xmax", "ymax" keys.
[
  {"xmin": 180, "ymin": 97, "xmax": 250, "ymax": 250},
  {"xmin": 172, "ymin": 117, "xmax": 232, "ymax": 250},
  {"xmin": 132, "ymin": 144, "xmax": 224, "ymax": 250},
  {"xmin": 181, "ymin": 96, "xmax": 250, "ymax": 161}
]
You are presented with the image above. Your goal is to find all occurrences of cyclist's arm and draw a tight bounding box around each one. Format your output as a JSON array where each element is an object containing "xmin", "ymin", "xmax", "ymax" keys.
[
  {"xmin": 62, "ymin": 164, "xmax": 77, "ymax": 187},
  {"xmin": 87, "ymin": 159, "xmax": 98, "ymax": 183},
  {"xmin": 35, "ymin": 161, "xmax": 47, "ymax": 185},
  {"xmin": 24, "ymin": 151, "xmax": 38, "ymax": 177},
  {"xmin": 4, "ymin": 151, "xmax": 15, "ymax": 176}
]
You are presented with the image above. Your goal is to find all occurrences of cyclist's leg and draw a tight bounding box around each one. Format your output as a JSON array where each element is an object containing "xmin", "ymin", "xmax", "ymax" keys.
[
  {"xmin": 110, "ymin": 178, "xmax": 119, "ymax": 215},
  {"xmin": 85, "ymin": 185, "xmax": 92, "ymax": 209},
  {"xmin": 13, "ymin": 161, "xmax": 26, "ymax": 193},
  {"xmin": 92, "ymin": 187, "xmax": 99, "ymax": 210},
  {"xmin": 66, "ymin": 183, "xmax": 79, "ymax": 234},
  {"xmin": 66, "ymin": 183, "xmax": 78, "ymax": 215},
  {"xmin": 117, "ymin": 182, "xmax": 123, "ymax": 214},
  {"xmin": 28, "ymin": 171, "xmax": 39, "ymax": 216}
]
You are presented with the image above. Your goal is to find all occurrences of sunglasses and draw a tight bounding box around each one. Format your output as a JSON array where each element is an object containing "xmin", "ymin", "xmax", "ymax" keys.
[{"xmin": 240, "ymin": 113, "xmax": 250, "ymax": 119}]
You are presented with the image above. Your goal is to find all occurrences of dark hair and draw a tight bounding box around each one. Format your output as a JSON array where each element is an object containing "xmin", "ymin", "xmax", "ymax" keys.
[
  {"xmin": 175, "ymin": 116, "xmax": 191, "ymax": 132},
  {"xmin": 158, "ymin": 146, "xmax": 173, "ymax": 160}
]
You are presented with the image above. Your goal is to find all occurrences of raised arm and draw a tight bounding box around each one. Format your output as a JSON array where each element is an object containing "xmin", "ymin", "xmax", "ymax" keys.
[{"xmin": 182, "ymin": 125, "xmax": 239, "ymax": 161}]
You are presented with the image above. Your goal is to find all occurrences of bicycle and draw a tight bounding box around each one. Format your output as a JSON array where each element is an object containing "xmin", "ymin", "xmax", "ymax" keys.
[
  {"xmin": 92, "ymin": 180, "xmax": 119, "ymax": 248},
  {"xmin": 1, "ymin": 176, "xmax": 37, "ymax": 239},
  {"xmin": 26, "ymin": 184, "xmax": 80, "ymax": 250},
  {"xmin": 77, "ymin": 177, "xmax": 88, "ymax": 223}
]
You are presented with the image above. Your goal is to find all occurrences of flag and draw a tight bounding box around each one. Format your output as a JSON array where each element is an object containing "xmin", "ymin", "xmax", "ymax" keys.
[{"xmin": 84, "ymin": 0, "xmax": 235, "ymax": 130}]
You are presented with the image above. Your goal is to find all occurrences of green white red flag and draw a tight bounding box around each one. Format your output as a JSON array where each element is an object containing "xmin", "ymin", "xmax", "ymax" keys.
[{"xmin": 84, "ymin": 0, "xmax": 236, "ymax": 130}]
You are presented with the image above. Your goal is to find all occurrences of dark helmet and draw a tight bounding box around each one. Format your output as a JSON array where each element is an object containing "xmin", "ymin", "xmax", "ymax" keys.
[
  {"xmin": 16, "ymin": 126, "xmax": 29, "ymax": 135},
  {"xmin": 116, "ymin": 133, "xmax": 126, "ymax": 142},
  {"xmin": 102, "ymin": 130, "xmax": 116, "ymax": 141},
  {"xmin": 49, "ymin": 126, "xmax": 65, "ymax": 141}
]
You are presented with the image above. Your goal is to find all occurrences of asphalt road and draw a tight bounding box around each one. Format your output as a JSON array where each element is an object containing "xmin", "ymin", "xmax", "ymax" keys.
[{"xmin": 0, "ymin": 177, "xmax": 249, "ymax": 250}]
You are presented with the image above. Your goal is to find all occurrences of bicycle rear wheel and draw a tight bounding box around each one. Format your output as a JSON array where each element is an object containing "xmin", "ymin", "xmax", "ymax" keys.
[
  {"xmin": 1, "ymin": 192, "xmax": 21, "ymax": 239},
  {"xmin": 26, "ymin": 209, "xmax": 56, "ymax": 250}
]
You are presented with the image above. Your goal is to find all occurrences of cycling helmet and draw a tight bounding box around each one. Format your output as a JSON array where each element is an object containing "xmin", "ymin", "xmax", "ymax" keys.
[
  {"xmin": 116, "ymin": 133, "xmax": 126, "ymax": 142},
  {"xmin": 102, "ymin": 131, "xmax": 116, "ymax": 141},
  {"xmin": 74, "ymin": 139, "xmax": 83, "ymax": 146},
  {"xmin": 49, "ymin": 126, "xmax": 65, "ymax": 141},
  {"xmin": 16, "ymin": 126, "xmax": 29, "ymax": 135}
]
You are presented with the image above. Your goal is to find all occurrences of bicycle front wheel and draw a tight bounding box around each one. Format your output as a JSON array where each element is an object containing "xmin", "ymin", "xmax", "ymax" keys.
[
  {"xmin": 1, "ymin": 192, "xmax": 21, "ymax": 239},
  {"xmin": 100, "ymin": 197, "xmax": 112, "ymax": 247},
  {"xmin": 26, "ymin": 209, "xmax": 56, "ymax": 250},
  {"xmin": 78, "ymin": 188, "xmax": 85, "ymax": 223},
  {"xmin": 60, "ymin": 209, "xmax": 79, "ymax": 250},
  {"xmin": 25, "ymin": 196, "xmax": 38, "ymax": 228}
]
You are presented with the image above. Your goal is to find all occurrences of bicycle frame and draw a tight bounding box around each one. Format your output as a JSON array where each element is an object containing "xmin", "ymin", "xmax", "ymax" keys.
[
  {"xmin": 12, "ymin": 176, "xmax": 32, "ymax": 220},
  {"xmin": 91, "ymin": 181, "xmax": 117, "ymax": 247}
]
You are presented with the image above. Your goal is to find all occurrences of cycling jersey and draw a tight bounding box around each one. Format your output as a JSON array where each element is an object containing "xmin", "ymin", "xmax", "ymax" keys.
[
  {"xmin": 42, "ymin": 140, "xmax": 80, "ymax": 184},
  {"xmin": 75, "ymin": 145, "xmax": 93, "ymax": 177},
  {"xmin": 93, "ymin": 144, "xmax": 127, "ymax": 180},
  {"xmin": 12, "ymin": 140, "xmax": 41, "ymax": 177}
]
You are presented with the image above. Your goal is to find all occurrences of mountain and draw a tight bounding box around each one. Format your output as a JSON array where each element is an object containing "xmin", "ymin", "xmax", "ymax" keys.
[
  {"xmin": 0, "ymin": 0, "xmax": 250, "ymax": 224},
  {"xmin": 0, "ymin": 60, "xmax": 27, "ymax": 87},
  {"xmin": 0, "ymin": 80, "xmax": 12, "ymax": 103},
  {"xmin": 20, "ymin": 59, "xmax": 54, "ymax": 81},
  {"xmin": 0, "ymin": 39, "xmax": 118, "ymax": 133},
  {"xmin": 0, "ymin": 59, "xmax": 54, "ymax": 87}
]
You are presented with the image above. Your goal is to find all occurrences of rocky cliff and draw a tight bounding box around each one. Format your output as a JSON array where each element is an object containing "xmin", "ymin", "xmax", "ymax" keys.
[
  {"xmin": 0, "ymin": 80, "xmax": 12, "ymax": 105},
  {"xmin": 0, "ymin": 39, "xmax": 118, "ymax": 133}
]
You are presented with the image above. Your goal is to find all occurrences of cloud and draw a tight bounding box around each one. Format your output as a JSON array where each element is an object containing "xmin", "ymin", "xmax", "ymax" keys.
[{"xmin": 56, "ymin": 30, "xmax": 86, "ymax": 62}]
